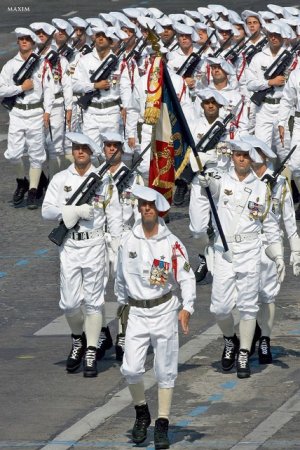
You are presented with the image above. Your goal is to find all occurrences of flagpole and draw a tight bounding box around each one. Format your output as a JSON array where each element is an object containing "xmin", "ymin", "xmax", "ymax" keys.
[{"xmin": 162, "ymin": 62, "xmax": 232, "ymax": 262}]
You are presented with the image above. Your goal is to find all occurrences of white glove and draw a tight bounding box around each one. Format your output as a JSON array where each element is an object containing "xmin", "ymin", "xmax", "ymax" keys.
[
  {"xmin": 110, "ymin": 236, "xmax": 120, "ymax": 255},
  {"xmin": 62, "ymin": 204, "xmax": 94, "ymax": 229},
  {"xmin": 198, "ymin": 173, "xmax": 211, "ymax": 188},
  {"xmin": 192, "ymin": 231, "xmax": 209, "ymax": 255},
  {"xmin": 76, "ymin": 204, "xmax": 94, "ymax": 220},
  {"xmin": 265, "ymin": 242, "xmax": 285, "ymax": 283},
  {"xmin": 289, "ymin": 234, "xmax": 300, "ymax": 276}
]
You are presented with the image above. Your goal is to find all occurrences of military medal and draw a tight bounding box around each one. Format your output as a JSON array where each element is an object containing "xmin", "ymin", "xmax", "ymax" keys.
[
  {"xmin": 64, "ymin": 186, "xmax": 72, "ymax": 192},
  {"xmin": 150, "ymin": 256, "xmax": 170, "ymax": 286},
  {"xmin": 248, "ymin": 200, "xmax": 263, "ymax": 220}
]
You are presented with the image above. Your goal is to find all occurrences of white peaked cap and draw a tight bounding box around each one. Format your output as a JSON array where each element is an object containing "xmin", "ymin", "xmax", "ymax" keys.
[
  {"xmin": 122, "ymin": 8, "xmax": 141, "ymax": 19},
  {"xmin": 265, "ymin": 22, "xmax": 290, "ymax": 38},
  {"xmin": 98, "ymin": 13, "xmax": 118, "ymax": 26},
  {"xmin": 208, "ymin": 4, "xmax": 229, "ymax": 16},
  {"xmin": 148, "ymin": 8, "xmax": 164, "ymax": 19},
  {"xmin": 259, "ymin": 11, "xmax": 277, "ymax": 21},
  {"xmin": 86, "ymin": 18, "xmax": 107, "ymax": 31},
  {"xmin": 137, "ymin": 16, "xmax": 164, "ymax": 34},
  {"xmin": 184, "ymin": 10, "xmax": 205, "ymax": 22},
  {"xmin": 197, "ymin": 7, "xmax": 213, "ymax": 17},
  {"xmin": 52, "ymin": 18, "xmax": 73, "ymax": 36},
  {"xmin": 267, "ymin": 4, "xmax": 284, "ymax": 16},
  {"xmin": 197, "ymin": 88, "xmax": 228, "ymax": 106},
  {"xmin": 15, "ymin": 27, "xmax": 40, "ymax": 43},
  {"xmin": 214, "ymin": 20, "xmax": 240, "ymax": 36},
  {"xmin": 132, "ymin": 185, "xmax": 170, "ymax": 212},
  {"xmin": 229, "ymin": 140, "xmax": 263, "ymax": 163},
  {"xmin": 109, "ymin": 12, "xmax": 128, "ymax": 22},
  {"xmin": 30, "ymin": 22, "xmax": 56, "ymax": 36},
  {"xmin": 284, "ymin": 7, "xmax": 300, "ymax": 17},
  {"xmin": 205, "ymin": 56, "xmax": 236, "ymax": 76},
  {"xmin": 239, "ymin": 135, "xmax": 276, "ymax": 159},
  {"xmin": 173, "ymin": 22, "xmax": 199, "ymax": 42},
  {"xmin": 242, "ymin": 10, "xmax": 264, "ymax": 24},
  {"xmin": 68, "ymin": 17, "xmax": 93, "ymax": 36},
  {"xmin": 108, "ymin": 26, "xmax": 128, "ymax": 40},
  {"xmin": 66, "ymin": 132, "xmax": 101, "ymax": 154},
  {"xmin": 157, "ymin": 16, "xmax": 174, "ymax": 27},
  {"xmin": 101, "ymin": 131, "xmax": 124, "ymax": 144}
]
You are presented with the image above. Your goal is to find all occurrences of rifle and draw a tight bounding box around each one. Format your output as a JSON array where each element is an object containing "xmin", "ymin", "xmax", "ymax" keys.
[
  {"xmin": 46, "ymin": 28, "xmax": 77, "ymax": 66},
  {"xmin": 244, "ymin": 36, "xmax": 268, "ymax": 65},
  {"xmin": 1, "ymin": 31, "xmax": 55, "ymax": 111},
  {"xmin": 176, "ymin": 30, "xmax": 217, "ymax": 78},
  {"xmin": 261, "ymin": 145, "xmax": 297, "ymax": 189},
  {"xmin": 251, "ymin": 39, "xmax": 300, "ymax": 106},
  {"xmin": 77, "ymin": 42, "xmax": 128, "ymax": 110},
  {"xmin": 210, "ymin": 34, "xmax": 233, "ymax": 58},
  {"xmin": 113, "ymin": 143, "xmax": 151, "ymax": 194},
  {"xmin": 48, "ymin": 149, "xmax": 121, "ymax": 246},
  {"xmin": 224, "ymin": 33, "xmax": 255, "ymax": 64},
  {"xmin": 79, "ymin": 41, "xmax": 94, "ymax": 55},
  {"xmin": 195, "ymin": 99, "xmax": 243, "ymax": 153}
]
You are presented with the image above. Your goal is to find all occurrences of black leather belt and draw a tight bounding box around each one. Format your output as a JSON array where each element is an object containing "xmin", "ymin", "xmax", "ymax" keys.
[
  {"xmin": 294, "ymin": 111, "xmax": 300, "ymax": 118},
  {"xmin": 128, "ymin": 291, "xmax": 172, "ymax": 308},
  {"xmin": 262, "ymin": 97, "xmax": 281, "ymax": 105},
  {"xmin": 90, "ymin": 99, "xmax": 121, "ymax": 109},
  {"xmin": 14, "ymin": 102, "xmax": 43, "ymax": 110},
  {"xmin": 54, "ymin": 92, "xmax": 63, "ymax": 99}
]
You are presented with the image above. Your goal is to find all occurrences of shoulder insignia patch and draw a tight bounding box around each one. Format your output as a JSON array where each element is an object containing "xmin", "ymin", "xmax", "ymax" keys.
[{"xmin": 183, "ymin": 262, "xmax": 191, "ymax": 272}]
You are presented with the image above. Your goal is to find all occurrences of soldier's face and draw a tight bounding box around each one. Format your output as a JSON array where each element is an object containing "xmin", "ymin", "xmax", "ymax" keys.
[
  {"xmin": 55, "ymin": 28, "xmax": 68, "ymax": 45},
  {"xmin": 104, "ymin": 142, "xmax": 122, "ymax": 163},
  {"xmin": 268, "ymin": 32, "xmax": 284, "ymax": 51},
  {"xmin": 138, "ymin": 200, "xmax": 159, "ymax": 225},
  {"xmin": 202, "ymin": 98, "xmax": 220, "ymax": 118},
  {"xmin": 232, "ymin": 151, "xmax": 252, "ymax": 176},
  {"xmin": 35, "ymin": 30, "xmax": 49, "ymax": 44},
  {"xmin": 72, "ymin": 144, "xmax": 92, "ymax": 168},
  {"xmin": 211, "ymin": 65, "xmax": 228, "ymax": 83},
  {"xmin": 178, "ymin": 34, "xmax": 193, "ymax": 50},
  {"xmin": 161, "ymin": 26, "xmax": 175, "ymax": 43},
  {"xmin": 94, "ymin": 32, "xmax": 111, "ymax": 50},
  {"xmin": 17, "ymin": 36, "xmax": 34, "ymax": 52},
  {"xmin": 246, "ymin": 17, "xmax": 261, "ymax": 35},
  {"xmin": 197, "ymin": 29, "xmax": 208, "ymax": 45}
]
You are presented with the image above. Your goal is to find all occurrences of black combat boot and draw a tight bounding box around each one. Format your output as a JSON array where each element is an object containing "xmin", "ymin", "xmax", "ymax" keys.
[
  {"xmin": 154, "ymin": 418, "xmax": 170, "ymax": 449},
  {"xmin": 132, "ymin": 403, "xmax": 151, "ymax": 444},
  {"xmin": 96, "ymin": 326, "xmax": 113, "ymax": 360},
  {"xmin": 13, "ymin": 177, "xmax": 29, "ymax": 206},
  {"xmin": 237, "ymin": 349, "xmax": 250, "ymax": 379},
  {"xmin": 194, "ymin": 254, "xmax": 208, "ymax": 283},
  {"xmin": 83, "ymin": 346, "xmax": 98, "ymax": 377},
  {"xmin": 27, "ymin": 188, "xmax": 38, "ymax": 210},
  {"xmin": 173, "ymin": 179, "xmax": 188, "ymax": 206},
  {"xmin": 36, "ymin": 171, "xmax": 49, "ymax": 199},
  {"xmin": 258, "ymin": 336, "xmax": 272, "ymax": 364},
  {"xmin": 115, "ymin": 333, "xmax": 125, "ymax": 361},
  {"xmin": 249, "ymin": 321, "xmax": 262, "ymax": 357},
  {"xmin": 221, "ymin": 334, "xmax": 239, "ymax": 371},
  {"xmin": 66, "ymin": 333, "xmax": 86, "ymax": 373}
]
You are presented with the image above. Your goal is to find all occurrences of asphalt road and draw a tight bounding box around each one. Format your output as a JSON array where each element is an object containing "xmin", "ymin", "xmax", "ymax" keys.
[{"xmin": 0, "ymin": 2, "xmax": 300, "ymax": 450}]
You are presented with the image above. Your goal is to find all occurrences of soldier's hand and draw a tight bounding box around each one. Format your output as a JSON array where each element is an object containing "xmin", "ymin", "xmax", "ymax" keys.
[
  {"xmin": 269, "ymin": 75, "xmax": 285, "ymax": 87},
  {"xmin": 21, "ymin": 79, "xmax": 34, "ymax": 91},
  {"xmin": 184, "ymin": 77, "xmax": 195, "ymax": 89},
  {"xmin": 66, "ymin": 110, "xmax": 72, "ymax": 130},
  {"xmin": 179, "ymin": 309, "xmax": 190, "ymax": 335},
  {"xmin": 94, "ymin": 80, "xmax": 110, "ymax": 90},
  {"xmin": 43, "ymin": 112, "xmax": 50, "ymax": 129},
  {"xmin": 278, "ymin": 125, "xmax": 284, "ymax": 146},
  {"xmin": 121, "ymin": 107, "xmax": 126, "ymax": 125},
  {"xmin": 128, "ymin": 137, "xmax": 136, "ymax": 149}
]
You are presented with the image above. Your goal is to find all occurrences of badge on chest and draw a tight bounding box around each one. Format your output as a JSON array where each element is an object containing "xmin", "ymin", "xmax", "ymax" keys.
[{"xmin": 150, "ymin": 257, "xmax": 170, "ymax": 286}]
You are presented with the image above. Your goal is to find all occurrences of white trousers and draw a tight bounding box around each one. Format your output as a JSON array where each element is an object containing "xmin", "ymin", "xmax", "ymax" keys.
[
  {"xmin": 137, "ymin": 123, "xmax": 153, "ymax": 177},
  {"xmin": 5, "ymin": 111, "xmax": 46, "ymax": 168},
  {"xmin": 189, "ymin": 177, "xmax": 210, "ymax": 237},
  {"xmin": 211, "ymin": 246, "xmax": 261, "ymax": 320},
  {"xmin": 59, "ymin": 239, "xmax": 106, "ymax": 315},
  {"xmin": 46, "ymin": 104, "xmax": 65, "ymax": 158},
  {"xmin": 289, "ymin": 117, "xmax": 300, "ymax": 177},
  {"xmin": 121, "ymin": 309, "xmax": 179, "ymax": 388},
  {"xmin": 64, "ymin": 100, "xmax": 83, "ymax": 155},
  {"xmin": 259, "ymin": 245, "xmax": 280, "ymax": 304}
]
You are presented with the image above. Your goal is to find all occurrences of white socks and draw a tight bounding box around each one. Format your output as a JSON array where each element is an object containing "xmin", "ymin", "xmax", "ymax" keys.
[
  {"xmin": 84, "ymin": 313, "xmax": 103, "ymax": 348},
  {"xmin": 239, "ymin": 318, "xmax": 256, "ymax": 351},
  {"xmin": 13, "ymin": 159, "xmax": 26, "ymax": 179},
  {"xmin": 158, "ymin": 388, "xmax": 173, "ymax": 420},
  {"xmin": 258, "ymin": 303, "xmax": 275, "ymax": 337},
  {"xmin": 65, "ymin": 310, "xmax": 84, "ymax": 335},
  {"xmin": 128, "ymin": 382, "xmax": 146, "ymax": 406},
  {"xmin": 217, "ymin": 314, "xmax": 235, "ymax": 337},
  {"xmin": 29, "ymin": 167, "xmax": 42, "ymax": 189}
]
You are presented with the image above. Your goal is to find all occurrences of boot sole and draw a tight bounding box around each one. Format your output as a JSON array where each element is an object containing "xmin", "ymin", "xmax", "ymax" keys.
[
  {"xmin": 83, "ymin": 371, "xmax": 98, "ymax": 377},
  {"xmin": 222, "ymin": 362, "xmax": 235, "ymax": 371},
  {"xmin": 237, "ymin": 372, "xmax": 250, "ymax": 379},
  {"xmin": 66, "ymin": 363, "xmax": 82, "ymax": 373}
]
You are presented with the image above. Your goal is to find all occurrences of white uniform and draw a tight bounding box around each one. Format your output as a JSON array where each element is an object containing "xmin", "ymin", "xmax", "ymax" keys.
[
  {"xmin": 208, "ymin": 167, "xmax": 281, "ymax": 320},
  {"xmin": 42, "ymin": 163, "xmax": 122, "ymax": 314},
  {"xmin": 0, "ymin": 52, "xmax": 55, "ymax": 168},
  {"xmin": 115, "ymin": 218, "xmax": 196, "ymax": 387},
  {"xmin": 72, "ymin": 49, "xmax": 132, "ymax": 153},
  {"xmin": 246, "ymin": 45, "xmax": 298, "ymax": 161},
  {"xmin": 278, "ymin": 68, "xmax": 300, "ymax": 178}
]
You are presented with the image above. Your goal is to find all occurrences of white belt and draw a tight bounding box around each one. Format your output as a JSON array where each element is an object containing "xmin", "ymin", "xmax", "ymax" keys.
[
  {"xmin": 226, "ymin": 232, "xmax": 259, "ymax": 243},
  {"xmin": 69, "ymin": 229, "xmax": 104, "ymax": 241}
]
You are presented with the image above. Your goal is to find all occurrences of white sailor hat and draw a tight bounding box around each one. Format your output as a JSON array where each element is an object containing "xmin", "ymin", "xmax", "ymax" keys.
[
  {"xmin": 98, "ymin": 13, "xmax": 118, "ymax": 26},
  {"xmin": 108, "ymin": 26, "xmax": 128, "ymax": 40},
  {"xmin": 215, "ymin": 20, "xmax": 240, "ymax": 37},
  {"xmin": 66, "ymin": 132, "xmax": 101, "ymax": 154},
  {"xmin": 157, "ymin": 16, "xmax": 174, "ymax": 28},
  {"xmin": 281, "ymin": 17, "xmax": 299, "ymax": 28},
  {"xmin": 169, "ymin": 14, "xmax": 195, "ymax": 27},
  {"xmin": 227, "ymin": 10, "xmax": 243, "ymax": 24},
  {"xmin": 197, "ymin": 7, "xmax": 213, "ymax": 17},
  {"xmin": 267, "ymin": 4, "xmax": 284, "ymax": 16},
  {"xmin": 101, "ymin": 131, "xmax": 124, "ymax": 144},
  {"xmin": 51, "ymin": 18, "xmax": 74, "ymax": 36},
  {"xmin": 86, "ymin": 18, "xmax": 108, "ymax": 31},
  {"xmin": 148, "ymin": 8, "xmax": 164, "ymax": 19},
  {"xmin": 241, "ymin": 10, "xmax": 264, "ymax": 25},
  {"xmin": 258, "ymin": 11, "xmax": 277, "ymax": 22},
  {"xmin": 207, "ymin": 4, "xmax": 229, "ymax": 16},
  {"xmin": 272, "ymin": 20, "xmax": 296, "ymax": 38},
  {"xmin": 118, "ymin": 16, "xmax": 136, "ymax": 29},
  {"xmin": 68, "ymin": 17, "xmax": 93, "ymax": 36},
  {"xmin": 91, "ymin": 25, "xmax": 118, "ymax": 41},
  {"xmin": 229, "ymin": 140, "xmax": 263, "ymax": 163},
  {"xmin": 173, "ymin": 22, "xmax": 199, "ymax": 42},
  {"xmin": 194, "ymin": 23, "xmax": 218, "ymax": 43},
  {"xmin": 14, "ymin": 27, "xmax": 39, "ymax": 43},
  {"xmin": 239, "ymin": 135, "xmax": 276, "ymax": 159},
  {"xmin": 284, "ymin": 7, "xmax": 300, "ymax": 18},
  {"xmin": 197, "ymin": 88, "xmax": 229, "ymax": 106},
  {"xmin": 206, "ymin": 56, "xmax": 236, "ymax": 76},
  {"xmin": 184, "ymin": 10, "xmax": 205, "ymax": 22},
  {"xmin": 122, "ymin": 8, "xmax": 141, "ymax": 19},
  {"xmin": 109, "ymin": 12, "xmax": 129, "ymax": 23},
  {"xmin": 132, "ymin": 185, "xmax": 170, "ymax": 212},
  {"xmin": 137, "ymin": 16, "xmax": 164, "ymax": 34},
  {"xmin": 136, "ymin": 7, "xmax": 151, "ymax": 17},
  {"xmin": 265, "ymin": 23, "xmax": 286, "ymax": 37},
  {"xmin": 30, "ymin": 22, "xmax": 56, "ymax": 36}
]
